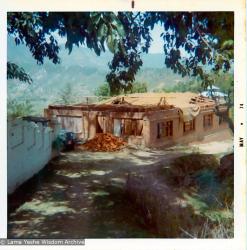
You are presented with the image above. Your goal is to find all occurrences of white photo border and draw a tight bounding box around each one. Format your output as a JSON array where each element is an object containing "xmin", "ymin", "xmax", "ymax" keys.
[{"xmin": 0, "ymin": 1, "xmax": 246, "ymax": 250}]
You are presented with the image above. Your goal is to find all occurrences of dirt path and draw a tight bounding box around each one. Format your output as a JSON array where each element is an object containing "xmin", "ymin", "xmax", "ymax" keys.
[
  {"xmin": 8, "ymin": 149, "xmax": 183, "ymax": 238},
  {"xmin": 8, "ymin": 130, "xmax": 233, "ymax": 238},
  {"xmin": 188, "ymin": 129, "xmax": 233, "ymax": 155}
]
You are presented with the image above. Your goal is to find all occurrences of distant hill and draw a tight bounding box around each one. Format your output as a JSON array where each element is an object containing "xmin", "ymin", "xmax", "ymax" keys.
[{"xmin": 7, "ymin": 36, "xmax": 188, "ymax": 114}]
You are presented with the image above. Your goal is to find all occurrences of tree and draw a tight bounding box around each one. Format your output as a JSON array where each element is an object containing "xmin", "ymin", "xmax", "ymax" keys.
[
  {"xmin": 8, "ymin": 12, "xmax": 234, "ymax": 132},
  {"xmin": 56, "ymin": 84, "xmax": 74, "ymax": 105},
  {"xmin": 106, "ymin": 12, "xmax": 233, "ymax": 94},
  {"xmin": 127, "ymin": 82, "xmax": 148, "ymax": 94},
  {"xmin": 211, "ymin": 72, "xmax": 234, "ymax": 131},
  {"xmin": 162, "ymin": 79, "xmax": 202, "ymax": 93},
  {"xmin": 8, "ymin": 12, "xmax": 233, "ymax": 93},
  {"xmin": 7, "ymin": 99, "xmax": 34, "ymax": 118},
  {"xmin": 7, "ymin": 12, "xmax": 126, "ymax": 84},
  {"xmin": 94, "ymin": 83, "xmax": 110, "ymax": 98},
  {"xmin": 94, "ymin": 81, "xmax": 148, "ymax": 99},
  {"xmin": 56, "ymin": 83, "xmax": 88, "ymax": 105},
  {"xmin": 7, "ymin": 62, "xmax": 32, "ymax": 84}
]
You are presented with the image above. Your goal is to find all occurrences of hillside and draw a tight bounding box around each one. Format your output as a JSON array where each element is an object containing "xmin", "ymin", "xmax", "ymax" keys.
[{"xmin": 8, "ymin": 36, "xmax": 187, "ymax": 114}]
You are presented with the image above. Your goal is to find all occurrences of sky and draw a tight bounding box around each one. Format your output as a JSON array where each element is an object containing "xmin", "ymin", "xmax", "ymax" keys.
[
  {"xmin": 55, "ymin": 23, "xmax": 165, "ymax": 54},
  {"xmin": 149, "ymin": 24, "xmax": 164, "ymax": 54}
]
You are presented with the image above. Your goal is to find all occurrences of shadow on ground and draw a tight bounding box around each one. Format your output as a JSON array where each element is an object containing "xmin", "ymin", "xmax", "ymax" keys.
[
  {"xmin": 8, "ymin": 136, "xmax": 233, "ymax": 238},
  {"xmin": 9, "ymin": 148, "xmax": 183, "ymax": 238}
]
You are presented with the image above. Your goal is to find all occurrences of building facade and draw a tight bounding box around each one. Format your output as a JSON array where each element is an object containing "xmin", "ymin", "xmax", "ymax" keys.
[{"xmin": 44, "ymin": 92, "xmax": 229, "ymax": 148}]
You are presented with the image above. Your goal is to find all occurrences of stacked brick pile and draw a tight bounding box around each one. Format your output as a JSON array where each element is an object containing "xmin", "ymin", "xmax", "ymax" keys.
[{"xmin": 81, "ymin": 133, "xmax": 127, "ymax": 152}]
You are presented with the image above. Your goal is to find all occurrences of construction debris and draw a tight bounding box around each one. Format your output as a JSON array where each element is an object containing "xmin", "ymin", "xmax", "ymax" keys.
[
  {"xmin": 80, "ymin": 133, "xmax": 127, "ymax": 152},
  {"xmin": 189, "ymin": 95, "xmax": 214, "ymax": 104}
]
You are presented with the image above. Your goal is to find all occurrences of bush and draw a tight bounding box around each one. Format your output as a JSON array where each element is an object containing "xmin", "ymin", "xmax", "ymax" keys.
[
  {"xmin": 125, "ymin": 153, "xmax": 233, "ymax": 238},
  {"xmin": 126, "ymin": 174, "xmax": 204, "ymax": 237},
  {"xmin": 126, "ymin": 174, "xmax": 233, "ymax": 238},
  {"xmin": 217, "ymin": 153, "xmax": 234, "ymax": 205},
  {"xmin": 184, "ymin": 194, "xmax": 233, "ymax": 238},
  {"xmin": 167, "ymin": 153, "xmax": 219, "ymax": 187}
]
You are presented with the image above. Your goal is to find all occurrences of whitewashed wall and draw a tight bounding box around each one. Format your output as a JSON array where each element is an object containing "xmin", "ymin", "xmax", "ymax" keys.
[{"xmin": 7, "ymin": 119, "xmax": 58, "ymax": 194}]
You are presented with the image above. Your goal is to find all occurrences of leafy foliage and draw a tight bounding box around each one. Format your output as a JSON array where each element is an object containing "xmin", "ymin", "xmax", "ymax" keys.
[
  {"xmin": 55, "ymin": 83, "xmax": 88, "ymax": 105},
  {"xmin": 8, "ymin": 12, "xmax": 125, "ymax": 62},
  {"xmin": 161, "ymin": 79, "xmax": 202, "ymax": 93},
  {"xmin": 7, "ymin": 99, "xmax": 34, "ymax": 118},
  {"xmin": 213, "ymin": 73, "xmax": 234, "ymax": 107},
  {"xmin": 8, "ymin": 12, "xmax": 233, "ymax": 93},
  {"xmin": 106, "ymin": 13, "xmax": 152, "ymax": 94},
  {"xmin": 128, "ymin": 81, "xmax": 148, "ymax": 94},
  {"xmin": 160, "ymin": 72, "xmax": 233, "ymax": 101},
  {"xmin": 167, "ymin": 153, "xmax": 219, "ymax": 187},
  {"xmin": 166, "ymin": 152, "xmax": 233, "ymax": 238},
  {"xmin": 7, "ymin": 12, "xmax": 125, "ymax": 83},
  {"xmin": 159, "ymin": 13, "xmax": 233, "ymax": 78},
  {"xmin": 56, "ymin": 84, "xmax": 74, "ymax": 105},
  {"xmin": 210, "ymin": 72, "xmax": 234, "ymax": 131},
  {"xmin": 7, "ymin": 62, "xmax": 32, "ymax": 84},
  {"xmin": 107, "ymin": 12, "xmax": 233, "ymax": 94},
  {"xmin": 94, "ymin": 81, "xmax": 148, "ymax": 98},
  {"xmin": 94, "ymin": 83, "xmax": 111, "ymax": 97}
]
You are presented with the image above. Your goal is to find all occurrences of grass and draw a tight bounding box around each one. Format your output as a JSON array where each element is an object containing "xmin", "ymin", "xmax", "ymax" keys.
[
  {"xmin": 126, "ymin": 153, "xmax": 234, "ymax": 238},
  {"xmin": 183, "ymin": 193, "xmax": 233, "ymax": 238},
  {"xmin": 166, "ymin": 153, "xmax": 219, "ymax": 187}
]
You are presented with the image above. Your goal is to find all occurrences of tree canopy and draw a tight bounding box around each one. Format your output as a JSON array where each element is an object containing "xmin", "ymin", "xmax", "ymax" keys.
[
  {"xmin": 7, "ymin": 62, "xmax": 33, "ymax": 84},
  {"xmin": 7, "ymin": 12, "xmax": 234, "ymax": 95},
  {"xmin": 95, "ymin": 81, "xmax": 148, "ymax": 98}
]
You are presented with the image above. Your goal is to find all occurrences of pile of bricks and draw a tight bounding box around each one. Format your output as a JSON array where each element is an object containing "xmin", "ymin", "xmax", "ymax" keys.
[{"xmin": 81, "ymin": 133, "xmax": 127, "ymax": 152}]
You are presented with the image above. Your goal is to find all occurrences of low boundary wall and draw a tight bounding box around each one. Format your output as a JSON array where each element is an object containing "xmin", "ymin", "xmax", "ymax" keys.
[{"xmin": 7, "ymin": 119, "xmax": 60, "ymax": 194}]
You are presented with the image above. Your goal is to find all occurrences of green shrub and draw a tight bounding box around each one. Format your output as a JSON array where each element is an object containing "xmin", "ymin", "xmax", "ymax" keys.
[{"xmin": 167, "ymin": 153, "xmax": 219, "ymax": 186}]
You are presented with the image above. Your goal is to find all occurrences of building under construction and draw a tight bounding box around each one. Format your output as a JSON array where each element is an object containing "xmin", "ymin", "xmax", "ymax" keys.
[{"xmin": 44, "ymin": 92, "xmax": 229, "ymax": 147}]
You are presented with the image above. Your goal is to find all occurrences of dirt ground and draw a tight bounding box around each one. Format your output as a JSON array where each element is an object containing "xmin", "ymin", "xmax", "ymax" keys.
[
  {"xmin": 188, "ymin": 129, "xmax": 233, "ymax": 155},
  {"xmin": 8, "ymin": 129, "xmax": 233, "ymax": 238}
]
